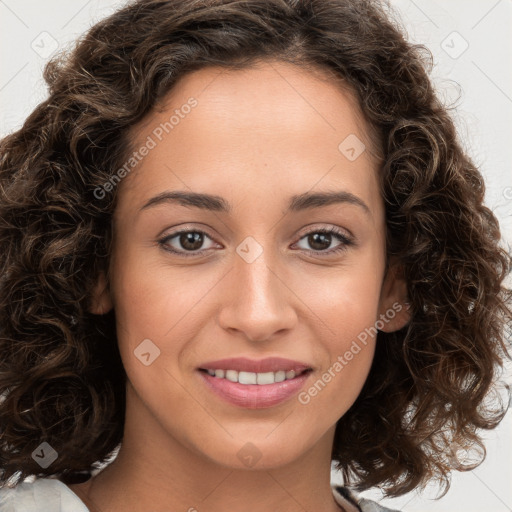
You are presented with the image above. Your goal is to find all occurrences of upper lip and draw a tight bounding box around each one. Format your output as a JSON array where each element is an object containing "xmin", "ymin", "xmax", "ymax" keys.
[{"xmin": 198, "ymin": 357, "xmax": 312, "ymax": 374}]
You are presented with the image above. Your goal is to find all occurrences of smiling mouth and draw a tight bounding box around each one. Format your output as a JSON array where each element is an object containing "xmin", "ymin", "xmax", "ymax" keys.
[{"xmin": 198, "ymin": 368, "xmax": 312, "ymax": 385}]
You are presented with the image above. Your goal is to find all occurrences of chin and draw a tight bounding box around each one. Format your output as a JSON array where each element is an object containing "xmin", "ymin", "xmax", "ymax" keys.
[{"xmin": 196, "ymin": 434, "xmax": 314, "ymax": 471}]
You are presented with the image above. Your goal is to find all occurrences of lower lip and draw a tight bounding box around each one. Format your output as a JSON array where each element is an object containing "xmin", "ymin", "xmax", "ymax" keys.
[{"xmin": 198, "ymin": 370, "xmax": 312, "ymax": 409}]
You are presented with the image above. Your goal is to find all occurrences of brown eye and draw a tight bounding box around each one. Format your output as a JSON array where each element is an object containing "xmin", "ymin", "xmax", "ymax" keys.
[
  {"xmin": 158, "ymin": 230, "xmax": 217, "ymax": 257},
  {"xmin": 178, "ymin": 232, "xmax": 204, "ymax": 251},
  {"xmin": 294, "ymin": 227, "xmax": 354, "ymax": 255},
  {"xmin": 307, "ymin": 232, "xmax": 332, "ymax": 251}
]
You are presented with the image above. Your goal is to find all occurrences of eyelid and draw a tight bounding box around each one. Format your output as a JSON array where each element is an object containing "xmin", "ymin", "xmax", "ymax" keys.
[
  {"xmin": 296, "ymin": 222, "xmax": 354, "ymax": 240},
  {"xmin": 158, "ymin": 222, "xmax": 353, "ymax": 241}
]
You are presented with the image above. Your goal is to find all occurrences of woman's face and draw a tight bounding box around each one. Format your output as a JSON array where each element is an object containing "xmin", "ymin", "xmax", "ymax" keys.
[{"xmin": 93, "ymin": 60, "xmax": 409, "ymax": 469}]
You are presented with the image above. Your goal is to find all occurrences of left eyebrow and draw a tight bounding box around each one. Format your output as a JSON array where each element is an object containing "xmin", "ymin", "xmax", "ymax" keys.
[
  {"xmin": 288, "ymin": 190, "xmax": 371, "ymax": 217},
  {"xmin": 139, "ymin": 189, "xmax": 371, "ymax": 217}
]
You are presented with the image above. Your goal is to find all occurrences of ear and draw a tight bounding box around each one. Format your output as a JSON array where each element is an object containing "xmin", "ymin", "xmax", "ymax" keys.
[
  {"xmin": 377, "ymin": 259, "xmax": 411, "ymax": 333},
  {"xmin": 89, "ymin": 271, "xmax": 113, "ymax": 315}
]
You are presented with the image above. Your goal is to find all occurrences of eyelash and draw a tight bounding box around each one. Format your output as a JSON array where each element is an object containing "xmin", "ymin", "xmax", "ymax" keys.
[{"xmin": 157, "ymin": 226, "xmax": 354, "ymax": 258}]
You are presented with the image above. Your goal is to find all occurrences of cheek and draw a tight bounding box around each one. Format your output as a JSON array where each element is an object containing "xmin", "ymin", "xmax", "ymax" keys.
[
  {"xmin": 298, "ymin": 287, "xmax": 379, "ymax": 422},
  {"xmin": 112, "ymin": 250, "xmax": 202, "ymax": 336},
  {"xmin": 110, "ymin": 253, "xmax": 220, "ymax": 377},
  {"xmin": 307, "ymin": 253, "xmax": 384, "ymax": 343},
  {"xmin": 299, "ymin": 255, "xmax": 383, "ymax": 405}
]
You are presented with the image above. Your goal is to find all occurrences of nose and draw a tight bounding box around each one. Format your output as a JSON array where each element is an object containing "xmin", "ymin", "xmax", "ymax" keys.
[{"xmin": 217, "ymin": 246, "xmax": 297, "ymax": 343}]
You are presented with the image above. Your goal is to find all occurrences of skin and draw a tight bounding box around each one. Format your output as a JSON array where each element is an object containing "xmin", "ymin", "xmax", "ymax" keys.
[{"xmin": 70, "ymin": 60, "xmax": 410, "ymax": 512}]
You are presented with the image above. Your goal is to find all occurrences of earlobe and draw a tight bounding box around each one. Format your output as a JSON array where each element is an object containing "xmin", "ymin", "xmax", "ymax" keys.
[
  {"xmin": 377, "ymin": 262, "xmax": 411, "ymax": 333},
  {"xmin": 89, "ymin": 271, "xmax": 113, "ymax": 315}
]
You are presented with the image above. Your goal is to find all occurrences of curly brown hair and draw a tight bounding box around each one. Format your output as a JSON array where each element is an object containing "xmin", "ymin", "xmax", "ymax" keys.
[{"xmin": 0, "ymin": 0, "xmax": 511, "ymax": 498}]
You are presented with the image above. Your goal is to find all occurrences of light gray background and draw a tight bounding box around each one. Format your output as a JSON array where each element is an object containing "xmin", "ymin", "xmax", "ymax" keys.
[{"xmin": 1, "ymin": 1, "xmax": 511, "ymax": 511}]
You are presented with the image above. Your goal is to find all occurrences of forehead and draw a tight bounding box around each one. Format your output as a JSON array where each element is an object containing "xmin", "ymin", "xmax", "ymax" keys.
[
  {"xmin": 139, "ymin": 60, "xmax": 378, "ymax": 156},
  {"xmin": 118, "ymin": 60, "xmax": 382, "ymax": 217}
]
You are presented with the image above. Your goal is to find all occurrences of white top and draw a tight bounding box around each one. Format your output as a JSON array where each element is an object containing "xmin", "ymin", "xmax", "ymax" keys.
[
  {"xmin": 0, "ymin": 477, "xmax": 402, "ymax": 511},
  {"xmin": 0, "ymin": 478, "xmax": 87, "ymax": 512}
]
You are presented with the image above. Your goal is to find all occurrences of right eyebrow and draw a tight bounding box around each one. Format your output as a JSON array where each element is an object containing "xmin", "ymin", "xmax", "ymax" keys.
[{"xmin": 140, "ymin": 190, "xmax": 231, "ymax": 213}]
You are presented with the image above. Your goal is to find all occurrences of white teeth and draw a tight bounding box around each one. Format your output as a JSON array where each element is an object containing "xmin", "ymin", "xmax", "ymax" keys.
[
  {"xmin": 256, "ymin": 372, "xmax": 275, "ymax": 385},
  {"xmin": 205, "ymin": 368, "xmax": 306, "ymax": 385},
  {"xmin": 274, "ymin": 370, "xmax": 286, "ymax": 382},
  {"xmin": 238, "ymin": 371, "xmax": 257, "ymax": 384},
  {"xmin": 225, "ymin": 369, "xmax": 238, "ymax": 382}
]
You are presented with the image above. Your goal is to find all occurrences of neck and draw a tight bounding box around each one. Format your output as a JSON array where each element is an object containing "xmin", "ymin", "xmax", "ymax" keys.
[{"xmin": 69, "ymin": 381, "xmax": 350, "ymax": 512}]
